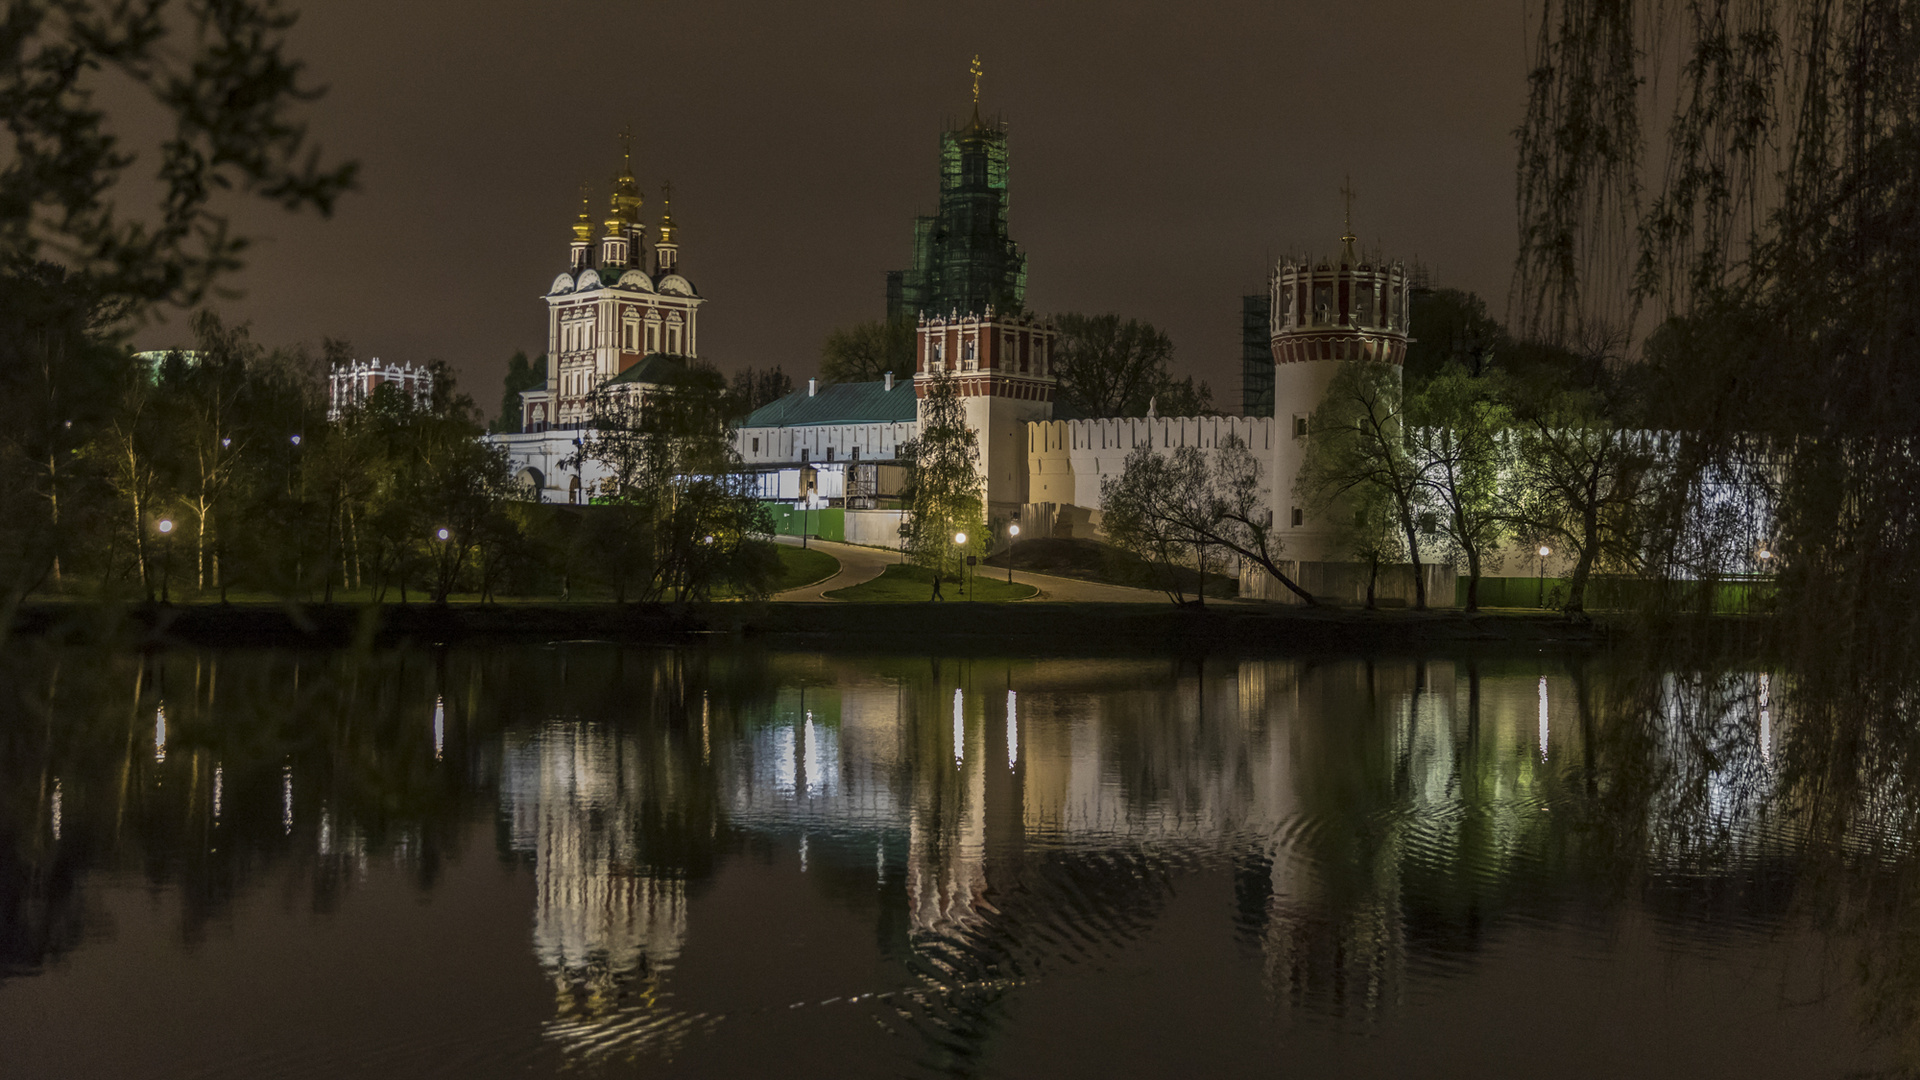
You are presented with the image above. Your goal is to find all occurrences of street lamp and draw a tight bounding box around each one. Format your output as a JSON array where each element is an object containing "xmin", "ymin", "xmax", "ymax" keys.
[
  {"xmin": 156, "ymin": 518, "xmax": 175, "ymax": 604},
  {"xmin": 436, "ymin": 527, "xmax": 450, "ymax": 541},
  {"xmin": 1007, "ymin": 523, "xmax": 1020, "ymax": 585},
  {"xmin": 954, "ymin": 531, "xmax": 968, "ymax": 599},
  {"xmin": 1537, "ymin": 545, "xmax": 1551, "ymax": 608}
]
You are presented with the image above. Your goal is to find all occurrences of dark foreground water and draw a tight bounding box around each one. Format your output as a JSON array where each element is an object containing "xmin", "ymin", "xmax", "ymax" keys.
[{"xmin": 0, "ymin": 644, "xmax": 1910, "ymax": 1078}]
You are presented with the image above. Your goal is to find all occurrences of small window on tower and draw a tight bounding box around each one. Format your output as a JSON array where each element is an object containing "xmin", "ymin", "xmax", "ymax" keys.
[
  {"xmin": 1293, "ymin": 414, "xmax": 1309, "ymax": 439},
  {"xmin": 751, "ymin": 437, "xmax": 760, "ymax": 453},
  {"xmin": 1291, "ymin": 507, "xmax": 1304, "ymax": 528}
]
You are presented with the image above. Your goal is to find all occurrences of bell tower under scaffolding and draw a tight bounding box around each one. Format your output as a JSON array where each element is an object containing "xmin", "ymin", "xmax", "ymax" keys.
[{"xmin": 886, "ymin": 56, "xmax": 1028, "ymax": 321}]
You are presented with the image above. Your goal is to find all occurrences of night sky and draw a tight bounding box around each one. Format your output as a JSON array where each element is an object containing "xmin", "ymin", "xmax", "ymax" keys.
[{"xmin": 139, "ymin": 0, "xmax": 1533, "ymax": 417}]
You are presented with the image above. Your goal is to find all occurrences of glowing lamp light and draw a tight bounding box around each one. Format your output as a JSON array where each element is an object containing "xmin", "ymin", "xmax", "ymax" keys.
[
  {"xmin": 156, "ymin": 519, "xmax": 174, "ymax": 535},
  {"xmin": 435, "ymin": 527, "xmax": 450, "ymax": 541},
  {"xmin": 1009, "ymin": 524, "xmax": 1020, "ymax": 537},
  {"xmin": 1758, "ymin": 549, "xmax": 1773, "ymax": 561},
  {"xmin": 289, "ymin": 433, "xmax": 302, "ymax": 446},
  {"xmin": 1538, "ymin": 545, "xmax": 1551, "ymax": 557},
  {"xmin": 953, "ymin": 532, "xmax": 967, "ymax": 545},
  {"xmin": 220, "ymin": 437, "xmax": 231, "ymax": 448}
]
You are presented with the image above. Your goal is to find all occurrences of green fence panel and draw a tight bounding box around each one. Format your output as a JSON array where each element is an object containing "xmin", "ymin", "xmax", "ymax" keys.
[
  {"xmin": 761, "ymin": 503, "xmax": 845, "ymax": 542},
  {"xmin": 1456, "ymin": 573, "xmax": 1775, "ymax": 612}
]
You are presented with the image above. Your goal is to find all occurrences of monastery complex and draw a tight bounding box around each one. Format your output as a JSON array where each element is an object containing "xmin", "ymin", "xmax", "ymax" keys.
[{"xmin": 484, "ymin": 71, "xmax": 1455, "ymax": 605}]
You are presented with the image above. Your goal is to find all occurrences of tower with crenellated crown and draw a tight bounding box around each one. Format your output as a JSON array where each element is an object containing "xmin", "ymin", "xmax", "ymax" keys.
[{"xmin": 1267, "ymin": 181, "xmax": 1414, "ymax": 556}]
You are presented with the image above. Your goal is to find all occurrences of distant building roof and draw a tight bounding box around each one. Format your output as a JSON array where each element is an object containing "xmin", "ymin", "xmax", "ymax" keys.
[
  {"xmin": 742, "ymin": 380, "xmax": 918, "ymax": 428},
  {"xmin": 604, "ymin": 353, "xmax": 688, "ymax": 386}
]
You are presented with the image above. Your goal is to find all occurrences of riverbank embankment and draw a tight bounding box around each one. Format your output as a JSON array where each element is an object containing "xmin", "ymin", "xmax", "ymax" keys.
[{"xmin": 8, "ymin": 600, "xmax": 1775, "ymax": 655}]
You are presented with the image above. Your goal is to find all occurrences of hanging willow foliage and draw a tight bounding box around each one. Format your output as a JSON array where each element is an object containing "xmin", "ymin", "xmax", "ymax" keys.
[
  {"xmin": 1521, "ymin": 1, "xmax": 1920, "ymax": 803},
  {"xmin": 1513, "ymin": 0, "xmax": 1799, "ymax": 343}
]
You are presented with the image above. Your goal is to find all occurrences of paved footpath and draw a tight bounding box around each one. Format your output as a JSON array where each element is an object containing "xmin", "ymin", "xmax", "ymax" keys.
[
  {"xmin": 772, "ymin": 537, "xmax": 1202, "ymax": 604},
  {"xmin": 770, "ymin": 537, "xmax": 901, "ymax": 602}
]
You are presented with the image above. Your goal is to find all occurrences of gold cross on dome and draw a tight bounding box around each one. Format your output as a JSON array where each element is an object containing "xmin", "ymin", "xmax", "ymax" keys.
[
  {"xmin": 619, "ymin": 124, "xmax": 634, "ymax": 169},
  {"xmin": 970, "ymin": 55, "xmax": 983, "ymax": 103},
  {"xmin": 1340, "ymin": 175, "xmax": 1358, "ymax": 237},
  {"xmin": 661, "ymin": 179, "xmax": 672, "ymax": 204}
]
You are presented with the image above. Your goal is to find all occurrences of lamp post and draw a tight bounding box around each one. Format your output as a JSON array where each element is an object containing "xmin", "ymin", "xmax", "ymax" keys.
[
  {"xmin": 1006, "ymin": 523, "xmax": 1019, "ymax": 585},
  {"xmin": 156, "ymin": 518, "xmax": 175, "ymax": 604},
  {"xmin": 954, "ymin": 531, "xmax": 967, "ymax": 599},
  {"xmin": 1537, "ymin": 545, "xmax": 1551, "ymax": 608},
  {"xmin": 435, "ymin": 527, "xmax": 451, "ymax": 603}
]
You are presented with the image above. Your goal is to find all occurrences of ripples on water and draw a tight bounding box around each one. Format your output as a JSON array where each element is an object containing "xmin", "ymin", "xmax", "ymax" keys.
[{"xmin": 0, "ymin": 646, "xmax": 1907, "ymax": 1077}]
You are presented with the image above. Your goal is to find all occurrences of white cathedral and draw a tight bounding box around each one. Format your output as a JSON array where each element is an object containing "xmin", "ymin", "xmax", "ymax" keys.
[{"xmin": 494, "ymin": 145, "xmax": 705, "ymax": 506}]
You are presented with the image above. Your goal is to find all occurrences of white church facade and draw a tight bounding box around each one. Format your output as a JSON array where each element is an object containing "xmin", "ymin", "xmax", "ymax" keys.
[{"xmin": 492, "ymin": 144, "xmax": 704, "ymax": 505}]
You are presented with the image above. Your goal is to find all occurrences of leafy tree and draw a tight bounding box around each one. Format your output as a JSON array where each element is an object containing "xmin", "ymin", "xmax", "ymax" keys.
[
  {"xmin": 0, "ymin": 0, "xmax": 353, "ymax": 616},
  {"xmin": 1502, "ymin": 385, "xmax": 1653, "ymax": 615},
  {"xmin": 1405, "ymin": 288, "xmax": 1506, "ymax": 386},
  {"xmin": 729, "ymin": 365, "xmax": 794, "ymax": 415},
  {"xmin": 1, "ymin": 0, "xmax": 357, "ymax": 309},
  {"xmin": 899, "ymin": 369, "xmax": 983, "ymax": 589},
  {"xmin": 1299, "ymin": 362, "xmax": 1432, "ymax": 609},
  {"xmin": 1408, "ymin": 364, "xmax": 1512, "ymax": 610},
  {"xmin": 819, "ymin": 318, "xmax": 915, "ymax": 384},
  {"xmin": 1152, "ymin": 375, "xmax": 1216, "ymax": 417},
  {"xmin": 0, "ymin": 262, "xmax": 130, "ymax": 592},
  {"xmin": 1101, "ymin": 436, "xmax": 1316, "ymax": 605},
  {"xmin": 569, "ymin": 361, "xmax": 776, "ymax": 602},
  {"xmin": 84, "ymin": 375, "xmax": 167, "ymax": 598},
  {"xmin": 490, "ymin": 351, "xmax": 547, "ymax": 434},
  {"xmin": 1323, "ymin": 480, "xmax": 1404, "ymax": 610},
  {"xmin": 1101, "ymin": 445, "xmax": 1212, "ymax": 604},
  {"xmin": 1050, "ymin": 313, "xmax": 1179, "ymax": 418}
]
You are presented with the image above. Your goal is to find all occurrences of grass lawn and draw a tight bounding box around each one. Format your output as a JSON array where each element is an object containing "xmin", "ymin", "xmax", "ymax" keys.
[
  {"xmin": 769, "ymin": 544, "xmax": 841, "ymax": 593},
  {"xmin": 984, "ymin": 537, "xmax": 1238, "ymax": 599},
  {"xmin": 824, "ymin": 563, "xmax": 1037, "ymax": 603}
]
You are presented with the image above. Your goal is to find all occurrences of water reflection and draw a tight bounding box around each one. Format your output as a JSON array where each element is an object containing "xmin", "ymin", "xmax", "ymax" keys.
[{"xmin": 0, "ymin": 642, "xmax": 1911, "ymax": 1077}]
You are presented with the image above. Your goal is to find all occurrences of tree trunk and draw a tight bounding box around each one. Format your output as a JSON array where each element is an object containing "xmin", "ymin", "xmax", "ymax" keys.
[
  {"xmin": 1195, "ymin": 541, "xmax": 1206, "ymax": 608},
  {"xmin": 133, "ymin": 496, "xmax": 151, "ymax": 600},
  {"xmin": 1399, "ymin": 511, "xmax": 1427, "ymax": 610},
  {"xmin": 1464, "ymin": 543, "xmax": 1482, "ymax": 612},
  {"xmin": 1365, "ymin": 550, "xmax": 1379, "ymax": 609},
  {"xmin": 1566, "ymin": 541, "xmax": 1598, "ymax": 613},
  {"xmin": 46, "ymin": 453, "xmax": 61, "ymax": 586}
]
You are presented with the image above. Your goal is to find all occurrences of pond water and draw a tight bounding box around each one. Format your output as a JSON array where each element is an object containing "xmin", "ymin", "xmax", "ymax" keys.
[{"xmin": 0, "ymin": 644, "xmax": 1908, "ymax": 1078}]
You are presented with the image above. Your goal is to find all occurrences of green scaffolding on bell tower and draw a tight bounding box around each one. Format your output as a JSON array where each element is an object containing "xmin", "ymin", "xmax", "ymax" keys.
[{"xmin": 886, "ymin": 62, "xmax": 1028, "ymax": 321}]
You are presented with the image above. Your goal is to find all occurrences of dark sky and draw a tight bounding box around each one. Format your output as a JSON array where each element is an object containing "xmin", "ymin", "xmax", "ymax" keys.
[{"xmin": 140, "ymin": 0, "xmax": 1534, "ymax": 418}]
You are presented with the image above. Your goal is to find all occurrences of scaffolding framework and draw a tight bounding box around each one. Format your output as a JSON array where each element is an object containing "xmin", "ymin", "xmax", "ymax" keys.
[
  {"xmin": 1241, "ymin": 293, "xmax": 1275, "ymax": 417},
  {"xmin": 887, "ymin": 116, "xmax": 1027, "ymax": 321}
]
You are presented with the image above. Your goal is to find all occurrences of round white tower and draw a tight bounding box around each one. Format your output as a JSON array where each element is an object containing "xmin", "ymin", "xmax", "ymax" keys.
[{"xmin": 1268, "ymin": 218, "xmax": 1412, "ymax": 561}]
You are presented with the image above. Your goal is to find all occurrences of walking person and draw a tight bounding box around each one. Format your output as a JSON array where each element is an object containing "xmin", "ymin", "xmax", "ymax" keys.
[{"xmin": 930, "ymin": 572, "xmax": 944, "ymax": 601}]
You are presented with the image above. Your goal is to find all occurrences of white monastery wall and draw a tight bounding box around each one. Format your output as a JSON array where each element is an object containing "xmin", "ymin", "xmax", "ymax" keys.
[
  {"xmin": 491, "ymin": 430, "xmax": 614, "ymax": 504},
  {"xmin": 736, "ymin": 421, "xmax": 918, "ymax": 466},
  {"xmin": 1026, "ymin": 415, "xmax": 1282, "ymax": 532}
]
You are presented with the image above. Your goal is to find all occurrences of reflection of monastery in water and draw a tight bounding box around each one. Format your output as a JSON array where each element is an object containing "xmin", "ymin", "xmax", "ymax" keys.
[
  {"xmin": 500, "ymin": 723, "xmax": 688, "ymax": 1037},
  {"xmin": 487, "ymin": 651, "xmax": 1783, "ymax": 1042}
]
